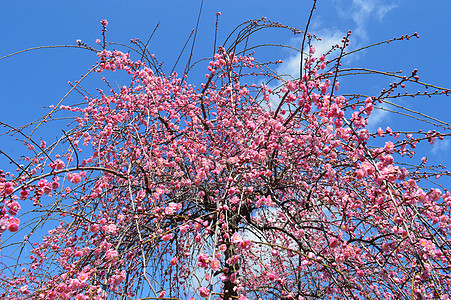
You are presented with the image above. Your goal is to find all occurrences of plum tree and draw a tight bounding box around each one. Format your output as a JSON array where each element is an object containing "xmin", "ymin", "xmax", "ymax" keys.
[{"xmin": 1, "ymin": 9, "xmax": 451, "ymax": 300}]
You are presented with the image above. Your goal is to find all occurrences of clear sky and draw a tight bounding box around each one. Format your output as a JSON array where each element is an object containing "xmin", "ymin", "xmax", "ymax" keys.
[
  {"xmin": 0, "ymin": 0, "xmax": 450, "ymax": 172},
  {"xmin": 0, "ymin": 1, "xmax": 450, "ymax": 298}
]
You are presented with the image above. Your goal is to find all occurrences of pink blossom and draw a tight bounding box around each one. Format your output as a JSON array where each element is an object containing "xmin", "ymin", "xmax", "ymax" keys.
[
  {"xmin": 56, "ymin": 284, "xmax": 67, "ymax": 293},
  {"xmin": 329, "ymin": 237, "xmax": 339, "ymax": 248},
  {"xmin": 105, "ymin": 249, "xmax": 118, "ymax": 261},
  {"xmin": 239, "ymin": 239, "xmax": 251, "ymax": 250},
  {"xmin": 19, "ymin": 285, "xmax": 29, "ymax": 294},
  {"xmin": 165, "ymin": 202, "xmax": 181, "ymax": 215},
  {"xmin": 170, "ymin": 257, "xmax": 179, "ymax": 265},
  {"xmin": 71, "ymin": 173, "xmax": 82, "ymax": 184},
  {"xmin": 158, "ymin": 291, "xmax": 166, "ymax": 298},
  {"xmin": 68, "ymin": 278, "xmax": 81, "ymax": 290},
  {"xmin": 356, "ymin": 269, "xmax": 364, "ymax": 277},
  {"xmin": 42, "ymin": 184, "xmax": 52, "ymax": 194},
  {"xmin": 62, "ymin": 247, "xmax": 73, "ymax": 256},
  {"xmin": 19, "ymin": 189, "xmax": 29, "ymax": 199},
  {"xmin": 2, "ymin": 182, "xmax": 14, "ymax": 196},
  {"xmin": 230, "ymin": 272, "xmax": 237, "ymax": 283},
  {"xmin": 106, "ymin": 223, "xmax": 117, "ymax": 234},
  {"xmin": 77, "ymin": 271, "xmax": 90, "ymax": 283},
  {"xmin": 110, "ymin": 270, "xmax": 126, "ymax": 285},
  {"xmin": 210, "ymin": 258, "xmax": 220, "ymax": 271},
  {"xmin": 179, "ymin": 224, "xmax": 189, "ymax": 233},
  {"xmin": 52, "ymin": 159, "xmax": 65, "ymax": 170},
  {"xmin": 7, "ymin": 201, "xmax": 21, "ymax": 215},
  {"xmin": 7, "ymin": 218, "xmax": 20, "ymax": 232},
  {"xmin": 197, "ymin": 253, "xmax": 210, "ymax": 268},
  {"xmin": 231, "ymin": 232, "xmax": 242, "ymax": 243},
  {"xmin": 162, "ymin": 233, "xmax": 173, "ymax": 241},
  {"xmin": 268, "ymin": 273, "xmax": 276, "ymax": 281},
  {"xmin": 199, "ymin": 286, "xmax": 209, "ymax": 298},
  {"xmin": 51, "ymin": 180, "xmax": 59, "ymax": 190},
  {"xmin": 90, "ymin": 224, "xmax": 100, "ymax": 233}
]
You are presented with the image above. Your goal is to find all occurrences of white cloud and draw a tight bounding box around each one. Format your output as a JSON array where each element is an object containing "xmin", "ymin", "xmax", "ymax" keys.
[
  {"xmin": 366, "ymin": 104, "xmax": 391, "ymax": 131},
  {"xmin": 431, "ymin": 138, "xmax": 450, "ymax": 155},
  {"xmin": 312, "ymin": 31, "xmax": 344, "ymax": 58},
  {"xmin": 270, "ymin": 0, "xmax": 399, "ymax": 122},
  {"xmin": 277, "ymin": 30, "xmax": 344, "ymax": 79},
  {"xmin": 276, "ymin": 0, "xmax": 398, "ymax": 79},
  {"xmin": 335, "ymin": 0, "xmax": 398, "ymax": 41},
  {"xmin": 374, "ymin": 3, "xmax": 398, "ymax": 21}
]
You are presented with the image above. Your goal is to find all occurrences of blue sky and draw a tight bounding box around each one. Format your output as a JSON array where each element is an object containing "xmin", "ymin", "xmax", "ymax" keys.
[
  {"xmin": 0, "ymin": 1, "xmax": 450, "ymax": 297},
  {"xmin": 0, "ymin": 0, "xmax": 450, "ymax": 175}
]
